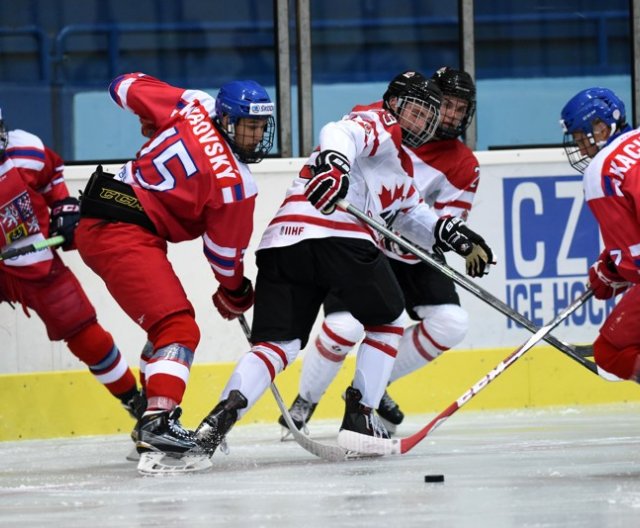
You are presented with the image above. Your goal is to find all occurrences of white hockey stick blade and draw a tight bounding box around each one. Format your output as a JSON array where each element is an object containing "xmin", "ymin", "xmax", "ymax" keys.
[
  {"xmin": 271, "ymin": 383, "xmax": 379, "ymax": 461},
  {"xmin": 137, "ymin": 451, "xmax": 213, "ymax": 475},
  {"xmin": 337, "ymin": 430, "xmax": 401, "ymax": 456}
]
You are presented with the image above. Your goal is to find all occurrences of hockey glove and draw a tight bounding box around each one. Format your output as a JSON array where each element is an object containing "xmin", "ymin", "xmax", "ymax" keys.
[
  {"xmin": 304, "ymin": 149, "xmax": 350, "ymax": 215},
  {"xmin": 212, "ymin": 277, "xmax": 255, "ymax": 320},
  {"xmin": 588, "ymin": 251, "xmax": 631, "ymax": 300},
  {"xmin": 434, "ymin": 216, "xmax": 493, "ymax": 277},
  {"xmin": 50, "ymin": 197, "xmax": 81, "ymax": 250}
]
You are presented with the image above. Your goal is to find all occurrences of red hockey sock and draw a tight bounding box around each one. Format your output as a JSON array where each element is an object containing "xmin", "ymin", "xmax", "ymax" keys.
[{"xmin": 66, "ymin": 323, "xmax": 136, "ymax": 398}]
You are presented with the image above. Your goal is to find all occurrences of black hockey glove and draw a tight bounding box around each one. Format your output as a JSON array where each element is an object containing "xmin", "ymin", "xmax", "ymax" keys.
[
  {"xmin": 50, "ymin": 197, "xmax": 81, "ymax": 250},
  {"xmin": 304, "ymin": 149, "xmax": 350, "ymax": 215},
  {"xmin": 434, "ymin": 216, "xmax": 493, "ymax": 277}
]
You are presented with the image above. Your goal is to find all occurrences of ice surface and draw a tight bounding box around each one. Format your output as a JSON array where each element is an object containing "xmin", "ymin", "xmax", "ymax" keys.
[{"xmin": 0, "ymin": 404, "xmax": 638, "ymax": 528}]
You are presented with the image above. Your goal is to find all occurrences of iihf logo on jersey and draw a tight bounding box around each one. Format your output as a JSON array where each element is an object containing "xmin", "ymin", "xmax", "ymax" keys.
[{"xmin": 280, "ymin": 225, "xmax": 305, "ymax": 236}]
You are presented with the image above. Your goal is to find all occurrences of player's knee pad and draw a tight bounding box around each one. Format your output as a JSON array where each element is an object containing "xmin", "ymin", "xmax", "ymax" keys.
[
  {"xmin": 319, "ymin": 311, "xmax": 365, "ymax": 358},
  {"xmin": 413, "ymin": 303, "xmax": 468, "ymax": 349},
  {"xmin": 147, "ymin": 311, "xmax": 200, "ymax": 352},
  {"xmin": 251, "ymin": 339, "xmax": 301, "ymax": 374},
  {"xmin": 363, "ymin": 312, "xmax": 405, "ymax": 349}
]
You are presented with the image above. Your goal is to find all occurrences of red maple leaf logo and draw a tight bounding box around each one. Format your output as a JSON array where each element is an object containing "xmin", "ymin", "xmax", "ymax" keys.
[{"xmin": 378, "ymin": 184, "xmax": 405, "ymax": 209}]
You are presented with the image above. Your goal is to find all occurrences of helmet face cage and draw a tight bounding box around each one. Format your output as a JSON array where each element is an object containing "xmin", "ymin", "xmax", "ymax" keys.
[
  {"xmin": 560, "ymin": 87, "xmax": 626, "ymax": 173},
  {"xmin": 395, "ymin": 95, "xmax": 441, "ymax": 148},
  {"xmin": 431, "ymin": 67, "xmax": 476, "ymax": 140},
  {"xmin": 383, "ymin": 72, "xmax": 442, "ymax": 147},
  {"xmin": 0, "ymin": 120, "xmax": 7, "ymax": 157},
  {"xmin": 214, "ymin": 80, "xmax": 275, "ymax": 163}
]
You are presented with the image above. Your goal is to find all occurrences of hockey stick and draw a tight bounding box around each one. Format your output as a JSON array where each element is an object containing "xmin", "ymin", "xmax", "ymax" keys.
[
  {"xmin": 336, "ymin": 199, "xmax": 612, "ymax": 379},
  {"xmin": 339, "ymin": 288, "xmax": 594, "ymax": 456},
  {"xmin": 237, "ymin": 315, "xmax": 354, "ymax": 462},
  {"xmin": 0, "ymin": 235, "xmax": 65, "ymax": 261}
]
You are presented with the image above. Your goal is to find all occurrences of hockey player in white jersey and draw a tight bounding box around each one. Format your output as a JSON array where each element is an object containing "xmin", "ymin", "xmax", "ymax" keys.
[
  {"xmin": 195, "ymin": 70, "xmax": 493, "ymax": 456},
  {"xmin": 278, "ymin": 67, "xmax": 483, "ymax": 435}
]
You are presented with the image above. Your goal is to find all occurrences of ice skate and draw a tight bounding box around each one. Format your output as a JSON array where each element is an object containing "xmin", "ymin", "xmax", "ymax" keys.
[
  {"xmin": 336, "ymin": 386, "xmax": 389, "ymax": 456},
  {"xmin": 121, "ymin": 388, "xmax": 147, "ymax": 420},
  {"xmin": 136, "ymin": 407, "xmax": 211, "ymax": 475},
  {"xmin": 376, "ymin": 390, "xmax": 404, "ymax": 435},
  {"xmin": 277, "ymin": 394, "xmax": 317, "ymax": 440},
  {"xmin": 121, "ymin": 389, "xmax": 146, "ymax": 462},
  {"xmin": 195, "ymin": 390, "xmax": 248, "ymax": 456}
]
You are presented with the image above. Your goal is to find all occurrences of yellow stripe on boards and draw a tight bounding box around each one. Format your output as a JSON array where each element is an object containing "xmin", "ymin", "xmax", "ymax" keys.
[{"xmin": 1, "ymin": 346, "xmax": 638, "ymax": 441}]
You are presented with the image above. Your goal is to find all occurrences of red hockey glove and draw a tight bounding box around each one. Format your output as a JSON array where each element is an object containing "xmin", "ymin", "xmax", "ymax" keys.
[
  {"xmin": 212, "ymin": 277, "xmax": 255, "ymax": 320},
  {"xmin": 434, "ymin": 216, "xmax": 494, "ymax": 277},
  {"xmin": 588, "ymin": 252, "xmax": 631, "ymax": 299},
  {"xmin": 304, "ymin": 150, "xmax": 350, "ymax": 214},
  {"xmin": 50, "ymin": 197, "xmax": 81, "ymax": 250}
]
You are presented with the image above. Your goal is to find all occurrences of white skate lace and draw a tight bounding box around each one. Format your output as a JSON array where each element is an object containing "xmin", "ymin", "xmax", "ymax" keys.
[{"xmin": 366, "ymin": 412, "xmax": 389, "ymax": 438}]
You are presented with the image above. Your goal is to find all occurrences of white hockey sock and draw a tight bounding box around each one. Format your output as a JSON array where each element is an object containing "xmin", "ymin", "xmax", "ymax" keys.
[
  {"xmin": 300, "ymin": 313, "xmax": 363, "ymax": 403},
  {"xmin": 222, "ymin": 340, "xmax": 301, "ymax": 419},
  {"xmin": 389, "ymin": 304, "xmax": 468, "ymax": 383},
  {"xmin": 353, "ymin": 317, "xmax": 404, "ymax": 408}
]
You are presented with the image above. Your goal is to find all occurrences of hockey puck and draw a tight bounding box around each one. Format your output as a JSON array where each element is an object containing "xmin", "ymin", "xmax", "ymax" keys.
[{"xmin": 424, "ymin": 474, "xmax": 445, "ymax": 483}]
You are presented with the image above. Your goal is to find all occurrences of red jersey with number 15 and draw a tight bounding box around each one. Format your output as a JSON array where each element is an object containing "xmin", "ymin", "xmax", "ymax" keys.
[{"xmin": 109, "ymin": 73, "xmax": 257, "ymax": 291}]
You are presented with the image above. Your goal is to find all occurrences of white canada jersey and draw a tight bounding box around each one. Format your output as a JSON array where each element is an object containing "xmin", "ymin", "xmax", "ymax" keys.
[
  {"xmin": 258, "ymin": 103, "xmax": 439, "ymax": 251},
  {"xmin": 386, "ymin": 138, "xmax": 480, "ymax": 263}
]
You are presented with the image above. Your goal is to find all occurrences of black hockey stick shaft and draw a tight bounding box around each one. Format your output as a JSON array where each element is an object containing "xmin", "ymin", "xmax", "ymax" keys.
[
  {"xmin": 337, "ymin": 199, "xmax": 600, "ymax": 376},
  {"xmin": 0, "ymin": 235, "xmax": 65, "ymax": 261}
]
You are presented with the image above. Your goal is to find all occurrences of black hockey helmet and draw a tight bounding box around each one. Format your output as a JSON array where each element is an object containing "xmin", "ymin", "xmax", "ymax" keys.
[
  {"xmin": 431, "ymin": 67, "xmax": 476, "ymax": 140},
  {"xmin": 382, "ymin": 71, "xmax": 442, "ymax": 147}
]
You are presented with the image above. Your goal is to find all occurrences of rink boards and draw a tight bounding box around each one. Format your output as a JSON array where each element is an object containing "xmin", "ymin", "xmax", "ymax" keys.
[
  {"xmin": 2, "ymin": 344, "xmax": 639, "ymax": 441},
  {"xmin": 1, "ymin": 150, "xmax": 640, "ymax": 441}
]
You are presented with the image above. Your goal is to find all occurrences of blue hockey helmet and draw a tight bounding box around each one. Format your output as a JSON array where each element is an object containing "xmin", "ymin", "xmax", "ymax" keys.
[
  {"xmin": 560, "ymin": 87, "xmax": 628, "ymax": 173},
  {"xmin": 214, "ymin": 80, "xmax": 275, "ymax": 163}
]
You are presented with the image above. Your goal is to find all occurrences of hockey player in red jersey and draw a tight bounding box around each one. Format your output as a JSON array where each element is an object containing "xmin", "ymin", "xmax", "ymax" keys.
[
  {"xmin": 74, "ymin": 73, "xmax": 275, "ymax": 473},
  {"xmin": 560, "ymin": 87, "xmax": 640, "ymax": 383},
  {"xmin": 0, "ymin": 110, "xmax": 144, "ymax": 420},
  {"xmin": 195, "ymin": 70, "xmax": 493, "ymax": 456},
  {"xmin": 277, "ymin": 67, "xmax": 481, "ymax": 435}
]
